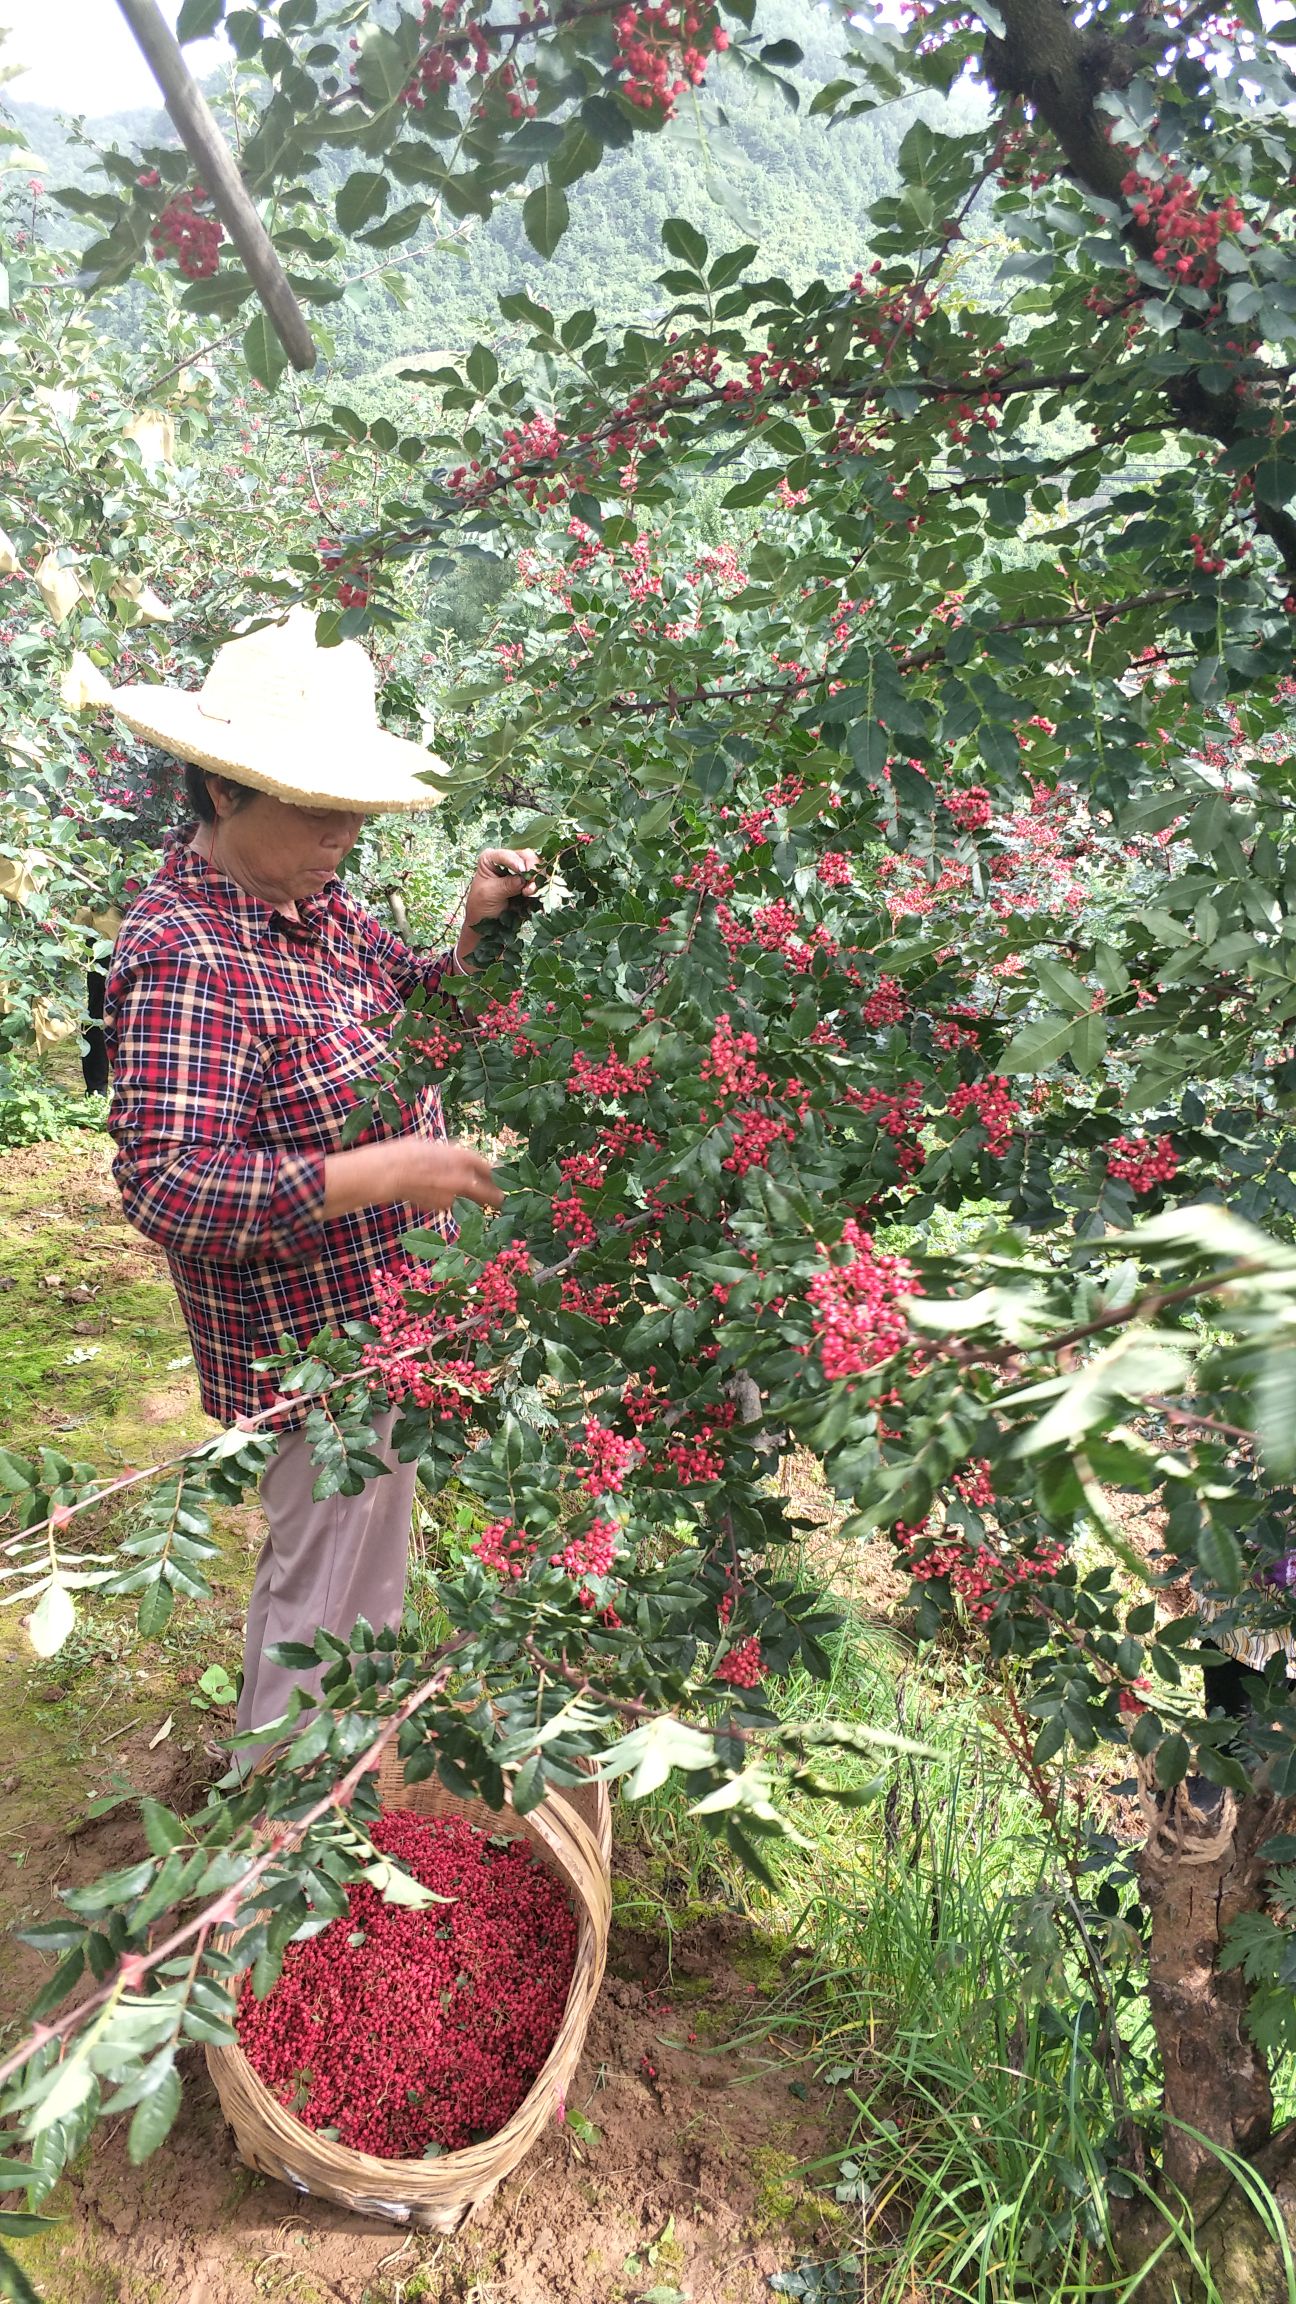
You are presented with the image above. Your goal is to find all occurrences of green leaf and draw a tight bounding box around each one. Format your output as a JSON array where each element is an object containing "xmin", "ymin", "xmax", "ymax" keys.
[
  {"xmin": 127, "ymin": 2060, "xmax": 182, "ymax": 2165},
  {"xmin": 1197, "ymin": 1521, "xmax": 1244, "ymax": 1597},
  {"xmin": 0, "ymin": 2236, "xmax": 47, "ymax": 2304},
  {"xmin": 336, "ymin": 172, "xmax": 389, "ymax": 235},
  {"xmin": 177, "ymin": 0, "xmax": 225, "ymax": 36},
  {"xmin": 138, "ymin": 1799, "xmax": 186, "ymax": 1859},
  {"xmin": 662, "ymin": 217, "xmax": 708, "ymax": 270},
  {"xmin": 1155, "ymin": 1733, "xmax": 1191, "ymax": 1789},
  {"xmin": 512, "ymin": 1752, "xmax": 547, "ymax": 1813},
  {"xmin": 136, "ymin": 1577, "xmax": 173, "ymax": 1639},
  {"xmin": 242, "ymin": 311, "xmax": 286, "ymax": 394},
  {"xmin": 998, "ymin": 1012, "xmax": 1078, "ymax": 1076},
  {"xmin": 466, "ymin": 342, "xmax": 499, "ymax": 395},
  {"xmin": 523, "ymin": 183, "xmax": 570, "ymax": 260},
  {"xmin": 550, "ymin": 122, "xmax": 602, "ymax": 190}
]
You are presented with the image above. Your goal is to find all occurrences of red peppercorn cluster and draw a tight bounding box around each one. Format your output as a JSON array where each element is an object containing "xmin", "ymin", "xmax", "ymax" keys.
[
  {"xmin": 953, "ymin": 1458, "xmax": 995, "ymax": 1510},
  {"xmin": 150, "ymin": 184, "xmax": 223, "ymax": 280},
  {"xmin": 947, "ymin": 1075, "xmax": 1020, "ymax": 1159},
  {"xmin": 236, "ymin": 1808, "xmax": 577, "ymax": 2158},
  {"xmin": 574, "ymin": 1418, "xmax": 645, "ymax": 1495},
  {"xmin": 845, "ymin": 1079, "xmax": 927, "ymax": 1175},
  {"xmin": 807, "ymin": 1217, "xmax": 914, "ymax": 1383},
  {"xmin": 472, "ymin": 1516, "xmax": 534, "ymax": 1576},
  {"xmin": 701, "ymin": 1013, "xmax": 772, "ymax": 1100},
  {"xmin": 612, "ymin": 0, "xmax": 729, "ymax": 117},
  {"xmin": 568, "ymin": 1047, "xmax": 655, "ymax": 1099},
  {"xmin": 362, "ymin": 1243, "xmax": 530, "ymax": 1411},
  {"xmin": 720, "ymin": 1107, "xmax": 797, "ymax": 1177},
  {"xmin": 406, "ymin": 1019, "xmax": 462, "ymax": 1068},
  {"xmin": 1120, "ymin": 165, "xmax": 1246, "ymax": 296},
  {"xmin": 943, "ymin": 785, "xmax": 993, "ymax": 832},
  {"xmin": 713, "ymin": 1634, "xmax": 763, "ymax": 1687},
  {"xmin": 862, "ymin": 975, "xmax": 909, "ymax": 1029},
  {"xmin": 476, "ymin": 989, "xmax": 536, "ymax": 1059},
  {"xmin": 551, "ymin": 1191, "xmax": 599, "ymax": 1246},
  {"xmin": 1106, "ymin": 1132, "xmax": 1179, "ymax": 1193},
  {"xmin": 897, "ymin": 1523, "xmax": 1067, "ymax": 1622},
  {"xmin": 549, "ymin": 1515, "xmax": 619, "ymax": 1579},
  {"xmin": 816, "ymin": 851, "xmax": 853, "ymax": 888},
  {"xmin": 672, "ymin": 847, "xmax": 735, "ymax": 897},
  {"xmin": 318, "ymin": 537, "xmax": 372, "ymax": 609},
  {"xmin": 560, "ymin": 1276, "xmax": 622, "ymax": 1325}
]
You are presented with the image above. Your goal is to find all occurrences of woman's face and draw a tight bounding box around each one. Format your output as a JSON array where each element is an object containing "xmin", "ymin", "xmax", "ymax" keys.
[{"xmin": 203, "ymin": 784, "xmax": 366, "ymax": 912}]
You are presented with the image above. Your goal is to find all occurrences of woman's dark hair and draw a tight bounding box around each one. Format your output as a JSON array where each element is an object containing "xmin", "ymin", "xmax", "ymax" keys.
[{"xmin": 182, "ymin": 763, "xmax": 256, "ymax": 824}]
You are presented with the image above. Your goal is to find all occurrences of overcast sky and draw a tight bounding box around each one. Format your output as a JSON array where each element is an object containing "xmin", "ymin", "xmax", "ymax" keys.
[{"xmin": 2, "ymin": 0, "xmax": 224, "ymax": 116}]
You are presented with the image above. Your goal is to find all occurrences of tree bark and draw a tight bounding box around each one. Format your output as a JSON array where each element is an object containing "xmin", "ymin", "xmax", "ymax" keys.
[{"xmin": 1110, "ymin": 1789, "xmax": 1296, "ymax": 2298}]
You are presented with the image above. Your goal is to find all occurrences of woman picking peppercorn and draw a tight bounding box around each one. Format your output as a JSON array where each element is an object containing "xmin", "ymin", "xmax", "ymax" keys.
[{"xmin": 103, "ymin": 609, "xmax": 540, "ymax": 1757}]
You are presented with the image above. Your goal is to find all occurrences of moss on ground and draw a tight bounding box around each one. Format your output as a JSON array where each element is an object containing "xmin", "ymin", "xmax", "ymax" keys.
[{"xmin": 0, "ymin": 1137, "xmax": 254, "ymax": 2033}]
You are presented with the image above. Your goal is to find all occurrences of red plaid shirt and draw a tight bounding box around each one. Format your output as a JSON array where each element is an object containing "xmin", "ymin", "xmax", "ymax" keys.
[{"xmin": 104, "ymin": 838, "xmax": 455, "ymax": 1426}]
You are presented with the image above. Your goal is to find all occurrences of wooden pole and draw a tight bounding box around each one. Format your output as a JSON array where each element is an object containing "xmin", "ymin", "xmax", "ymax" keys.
[{"xmin": 114, "ymin": 0, "xmax": 317, "ymax": 373}]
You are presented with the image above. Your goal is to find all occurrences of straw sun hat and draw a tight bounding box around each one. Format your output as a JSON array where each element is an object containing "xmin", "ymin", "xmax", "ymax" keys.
[{"xmin": 110, "ymin": 607, "xmax": 449, "ymax": 813}]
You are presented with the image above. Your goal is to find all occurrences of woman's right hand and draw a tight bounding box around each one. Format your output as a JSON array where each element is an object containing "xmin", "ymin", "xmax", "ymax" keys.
[
  {"xmin": 396, "ymin": 1136, "xmax": 502, "ymax": 1214},
  {"xmin": 322, "ymin": 1135, "xmax": 502, "ymax": 1220}
]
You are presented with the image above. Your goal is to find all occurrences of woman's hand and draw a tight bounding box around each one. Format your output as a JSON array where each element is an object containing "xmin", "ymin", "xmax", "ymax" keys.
[
  {"xmin": 455, "ymin": 845, "xmax": 542, "ymax": 968},
  {"xmin": 397, "ymin": 1136, "xmax": 502, "ymax": 1214},
  {"xmin": 322, "ymin": 1136, "xmax": 502, "ymax": 1219}
]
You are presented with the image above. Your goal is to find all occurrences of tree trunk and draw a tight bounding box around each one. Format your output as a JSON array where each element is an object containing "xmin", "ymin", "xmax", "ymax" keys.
[{"xmin": 1110, "ymin": 1787, "xmax": 1296, "ymax": 2299}]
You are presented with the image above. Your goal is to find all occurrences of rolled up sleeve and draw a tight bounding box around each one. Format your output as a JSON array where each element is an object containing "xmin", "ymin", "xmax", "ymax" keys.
[{"xmin": 108, "ymin": 941, "xmax": 326, "ymax": 1266}]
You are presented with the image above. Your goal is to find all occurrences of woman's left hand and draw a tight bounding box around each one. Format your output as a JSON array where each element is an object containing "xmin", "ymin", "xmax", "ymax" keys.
[
  {"xmin": 454, "ymin": 846, "xmax": 543, "ymax": 968},
  {"xmin": 465, "ymin": 846, "xmax": 543, "ymax": 927}
]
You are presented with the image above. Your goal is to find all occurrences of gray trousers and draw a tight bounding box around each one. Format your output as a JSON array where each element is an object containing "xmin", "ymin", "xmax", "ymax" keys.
[{"xmin": 236, "ymin": 1409, "xmax": 418, "ymax": 1739}]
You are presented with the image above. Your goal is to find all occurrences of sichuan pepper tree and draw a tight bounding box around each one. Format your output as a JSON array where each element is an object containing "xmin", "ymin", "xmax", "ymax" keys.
[{"xmin": 7, "ymin": 0, "xmax": 1296, "ymax": 2292}]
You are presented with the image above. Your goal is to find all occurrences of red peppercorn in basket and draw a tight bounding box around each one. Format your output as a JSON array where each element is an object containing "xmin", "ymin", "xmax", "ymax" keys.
[{"xmin": 206, "ymin": 1752, "xmax": 610, "ymax": 2231}]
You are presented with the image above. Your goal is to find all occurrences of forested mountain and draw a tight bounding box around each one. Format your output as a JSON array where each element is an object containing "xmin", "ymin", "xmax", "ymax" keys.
[{"xmin": 11, "ymin": 2, "xmax": 950, "ymax": 383}]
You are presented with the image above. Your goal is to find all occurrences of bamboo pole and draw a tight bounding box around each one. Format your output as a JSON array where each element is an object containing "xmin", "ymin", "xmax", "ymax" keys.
[{"xmin": 114, "ymin": 0, "xmax": 317, "ymax": 373}]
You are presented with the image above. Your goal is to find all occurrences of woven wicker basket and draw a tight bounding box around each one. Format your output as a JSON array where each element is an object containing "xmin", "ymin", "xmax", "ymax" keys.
[{"xmin": 205, "ymin": 1755, "xmax": 611, "ymax": 2232}]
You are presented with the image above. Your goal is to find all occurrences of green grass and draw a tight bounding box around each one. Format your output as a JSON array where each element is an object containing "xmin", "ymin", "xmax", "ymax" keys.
[{"xmin": 614, "ymin": 1589, "xmax": 1296, "ymax": 2303}]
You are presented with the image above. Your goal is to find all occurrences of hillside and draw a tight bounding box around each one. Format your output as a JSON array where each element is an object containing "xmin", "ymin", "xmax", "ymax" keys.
[{"xmin": 11, "ymin": 3, "xmax": 930, "ymax": 380}]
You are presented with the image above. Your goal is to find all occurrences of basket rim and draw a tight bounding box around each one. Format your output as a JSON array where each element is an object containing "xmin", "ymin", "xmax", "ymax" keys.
[{"xmin": 207, "ymin": 1777, "xmax": 610, "ymax": 2193}]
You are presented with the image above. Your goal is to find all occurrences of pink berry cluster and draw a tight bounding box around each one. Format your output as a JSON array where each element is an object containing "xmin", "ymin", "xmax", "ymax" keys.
[
  {"xmin": 477, "ymin": 989, "xmax": 536, "ymax": 1058},
  {"xmin": 150, "ymin": 184, "xmax": 223, "ymax": 279},
  {"xmin": 574, "ymin": 1418, "xmax": 645, "ymax": 1496},
  {"xmin": 807, "ymin": 1218, "xmax": 914, "ymax": 1382},
  {"xmin": 1121, "ymin": 165, "xmax": 1246, "ymax": 296},
  {"xmin": 362, "ymin": 1245, "xmax": 529, "ymax": 1411},
  {"xmin": 550, "ymin": 1516, "xmax": 619, "ymax": 1580},
  {"xmin": 612, "ymin": 0, "xmax": 730, "ymax": 117},
  {"xmin": 846, "ymin": 1080, "xmax": 927, "ymax": 1175},
  {"xmin": 899, "ymin": 1525, "xmax": 1066, "ymax": 1622},
  {"xmin": 947, "ymin": 1076, "xmax": 1019, "ymax": 1159},
  {"xmin": 1106, "ymin": 1133, "xmax": 1179, "ymax": 1193},
  {"xmin": 317, "ymin": 536, "xmax": 370, "ymax": 610},
  {"xmin": 943, "ymin": 785, "xmax": 993, "ymax": 832},
  {"xmin": 701, "ymin": 1013, "xmax": 773, "ymax": 1100},
  {"xmin": 816, "ymin": 851, "xmax": 853, "ymax": 888},
  {"xmin": 568, "ymin": 1048, "xmax": 654, "ymax": 1099},
  {"xmin": 862, "ymin": 976, "xmax": 909, "ymax": 1029},
  {"xmin": 721, "ymin": 1108, "xmax": 796, "ymax": 1177},
  {"xmin": 236, "ymin": 1807, "xmax": 576, "ymax": 2158},
  {"xmin": 560, "ymin": 1276, "xmax": 622, "ymax": 1326},
  {"xmin": 953, "ymin": 1458, "xmax": 995, "ymax": 1510},
  {"xmin": 673, "ymin": 848, "xmax": 735, "ymax": 897},
  {"xmin": 406, "ymin": 1019, "xmax": 463, "ymax": 1069},
  {"xmin": 402, "ymin": 0, "xmax": 492, "ymax": 105},
  {"xmin": 473, "ymin": 1517, "xmax": 533, "ymax": 1577},
  {"xmin": 713, "ymin": 1634, "xmax": 763, "ymax": 1688}
]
